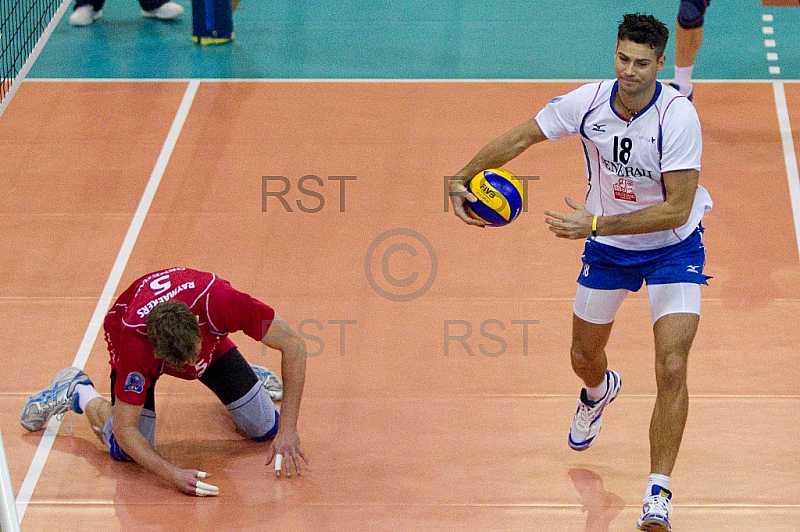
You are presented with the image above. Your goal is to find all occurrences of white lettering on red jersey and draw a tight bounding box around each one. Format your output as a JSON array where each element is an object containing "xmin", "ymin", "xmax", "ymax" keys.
[{"xmin": 103, "ymin": 268, "xmax": 275, "ymax": 405}]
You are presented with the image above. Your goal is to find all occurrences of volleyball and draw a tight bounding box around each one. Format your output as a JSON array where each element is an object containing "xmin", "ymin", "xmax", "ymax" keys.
[{"xmin": 464, "ymin": 169, "xmax": 525, "ymax": 227}]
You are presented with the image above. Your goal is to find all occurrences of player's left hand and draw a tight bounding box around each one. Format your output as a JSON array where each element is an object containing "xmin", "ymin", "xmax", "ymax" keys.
[
  {"xmin": 266, "ymin": 427, "xmax": 309, "ymax": 478},
  {"xmin": 544, "ymin": 196, "xmax": 593, "ymax": 239}
]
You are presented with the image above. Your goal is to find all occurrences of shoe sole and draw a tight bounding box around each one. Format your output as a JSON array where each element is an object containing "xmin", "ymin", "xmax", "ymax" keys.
[
  {"xmin": 567, "ymin": 371, "xmax": 621, "ymax": 450},
  {"xmin": 638, "ymin": 518, "xmax": 670, "ymax": 532},
  {"xmin": 140, "ymin": 9, "xmax": 183, "ymax": 19},
  {"xmin": 568, "ymin": 433, "xmax": 597, "ymax": 451}
]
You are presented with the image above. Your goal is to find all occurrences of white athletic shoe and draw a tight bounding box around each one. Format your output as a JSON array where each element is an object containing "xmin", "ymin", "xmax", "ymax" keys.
[
  {"xmin": 69, "ymin": 5, "xmax": 102, "ymax": 26},
  {"xmin": 250, "ymin": 364, "xmax": 283, "ymax": 402},
  {"xmin": 568, "ymin": 369, "xmax": 621, "ymax": 451},
  {"xmin": 141, "ymin": 1, "xmax": 184, "ymax": 20},
  {"xmin": 21, "ymin": 367, "xmax": 93, "ymax": 431},
  {"xmin": 638, "ymin": 486, "xmax": 673, "ymax": 531}
]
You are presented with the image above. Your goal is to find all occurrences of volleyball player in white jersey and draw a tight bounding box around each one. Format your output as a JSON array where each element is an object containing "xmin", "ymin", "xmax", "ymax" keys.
[{"xmin": 449, "ymin": 13, "xmax": 710, "ymax": 532}]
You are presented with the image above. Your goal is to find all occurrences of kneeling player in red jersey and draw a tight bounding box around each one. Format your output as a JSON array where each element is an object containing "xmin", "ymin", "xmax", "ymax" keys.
[{"xmin": 22, "ymin": 267, "xmax": 308, "ymax": 495}]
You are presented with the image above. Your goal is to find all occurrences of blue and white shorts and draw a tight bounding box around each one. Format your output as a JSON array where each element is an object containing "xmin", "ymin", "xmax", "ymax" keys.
[
  {"xmin": 574, "ymin": 226, "xmax": 710, "ymax": 324},
  {"xmin": 578, "ymin": 227, "xmax": 710, "ymax": 291}
]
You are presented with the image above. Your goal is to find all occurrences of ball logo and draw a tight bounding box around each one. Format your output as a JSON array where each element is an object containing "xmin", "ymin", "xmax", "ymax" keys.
[{"xmin": 479, "ymin": 181, "xmax": 497, "ymax": 199}]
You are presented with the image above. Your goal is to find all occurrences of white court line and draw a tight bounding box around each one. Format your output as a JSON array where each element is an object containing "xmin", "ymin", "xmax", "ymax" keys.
[
  {"xmin": 14, "ymin": 80, "xmax": 200, "ymax": 522},
  {"xmin": 773, "ymin": 81, "xmax": 800, "ymax": 261},
  {"xmin": 0, "ymin": 429, "xmax": 20, "ymax": 532},
  {"xmin": 762, "ymin": 13, "xmax": 780, "ymax": 76}
]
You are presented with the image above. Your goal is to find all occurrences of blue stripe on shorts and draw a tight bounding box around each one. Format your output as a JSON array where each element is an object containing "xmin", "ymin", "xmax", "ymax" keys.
[{"xmin": 577, "ymin": 226, "xmax": 711, "ymax": 292}]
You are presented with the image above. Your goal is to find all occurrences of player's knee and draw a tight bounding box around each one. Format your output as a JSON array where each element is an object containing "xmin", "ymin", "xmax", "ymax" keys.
[
  {"xmin": 655, "ymin": 353, "xmax": 688, "ymax": 392},
  {"xmin": 678, "ymin": 0, "xmax": 708, "ymax": 29},
  {"xmin": 570, "ymin": 344, "xmax": 602, "ymax": 372},
  {"xmin": 253, "ymin": 410, "xmax": 280, "ymax": 442}
]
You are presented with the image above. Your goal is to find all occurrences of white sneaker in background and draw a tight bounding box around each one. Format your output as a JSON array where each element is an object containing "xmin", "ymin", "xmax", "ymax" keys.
[
  {"xmin": 69, "ymin": 5, "xmax": 102, "ymax": 26},
  {"xmin": 141, "ymin": 1, "xmax": 184, "ymax": 20}
]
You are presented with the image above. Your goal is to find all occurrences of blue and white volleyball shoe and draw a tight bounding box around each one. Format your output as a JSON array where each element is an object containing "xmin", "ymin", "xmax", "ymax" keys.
[
  {"xmin": 21, "ymin": 367, "xmax": 93, "ymax": 431},
  {"xmin": 250, "ymin": 364, "xmax": 283, "ymax": 402},
  {"xmin": 638, "ymin": 485, "xmax": 673, "ymax": 531},
  {"xmin": 568, "ymin": 370, "xmax": 621, "ymax": 451}
]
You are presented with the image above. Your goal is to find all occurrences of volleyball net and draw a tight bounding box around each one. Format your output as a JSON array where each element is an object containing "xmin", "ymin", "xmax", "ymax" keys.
[
  {"xmin": 0, "ymin": 0, "xmax": 70, "ymax": 118},
  {"xmin": 0, "ymin": 2, "xmax": 73, "ymax": 529}
]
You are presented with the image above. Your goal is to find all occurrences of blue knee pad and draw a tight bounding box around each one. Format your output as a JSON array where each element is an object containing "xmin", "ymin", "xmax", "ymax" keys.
[
  {"xmin": 253, "ymin": 410, "xmax": 279, "ymax": 442},
  {"xmin": 103, "ymin": 409, "xmax": 156, "ymax": 462},
  {"xmin": 678, "ymin": 0, "xmax": 709, "ymax": 29},
  {"xmin": 103, "ymin": 418, "xmax": 133, "ymax": 462},
  {"xmin": 227, "ymin": 382, "xmax": 279, "ymax": 441},
  {"xmin": 108, "ymin": 432, "xmax": 134, "ymax": 462}
]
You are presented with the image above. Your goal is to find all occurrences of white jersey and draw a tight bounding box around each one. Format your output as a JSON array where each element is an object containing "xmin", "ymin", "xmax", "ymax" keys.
[{"xmin": 535, "ymin": 80, "xmax": 712, "ymax": 250}]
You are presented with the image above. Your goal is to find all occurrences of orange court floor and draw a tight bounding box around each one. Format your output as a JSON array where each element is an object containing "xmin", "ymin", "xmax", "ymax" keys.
[{"xmin": 1, "ymin": 80, "xmax": 800, "ymax": 531}]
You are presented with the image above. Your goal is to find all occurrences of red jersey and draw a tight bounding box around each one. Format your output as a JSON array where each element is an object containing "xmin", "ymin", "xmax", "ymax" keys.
[{"xmin": 103, "ymin": 268, "xmax": 275, "ymax": 405}]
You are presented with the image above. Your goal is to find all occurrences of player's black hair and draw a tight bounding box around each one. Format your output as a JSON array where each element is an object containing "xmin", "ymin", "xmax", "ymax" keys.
[{"xmin": 617, "ymin": 13, "xmax": 669, "ymax": 57}]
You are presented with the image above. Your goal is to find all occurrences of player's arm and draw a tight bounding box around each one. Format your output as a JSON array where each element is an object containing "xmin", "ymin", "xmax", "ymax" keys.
[
  {"xmin": 113, "ymin": 399, "xmax": 218, "ymax": 496},
  {"xmin": 545, "ymin": 169, "xmax": 699, "ymax": 239},
  {"xmin": 596, "ymin": 169, "xmax": 698, "ymax": 235},
  {"xmin": 451, "ymin": 116, "xmax": 548, "ymax": 226},
  {"xmin": 261, "ymin": 314, "xmax": 309, "ymax": 477}
]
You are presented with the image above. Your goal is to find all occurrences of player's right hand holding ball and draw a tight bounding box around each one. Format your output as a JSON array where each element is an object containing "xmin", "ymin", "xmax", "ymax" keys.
[{"xmin": 449, "ymin": 176, "xmax": 485, "ymax": 227}]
